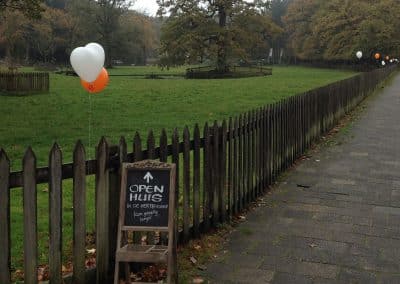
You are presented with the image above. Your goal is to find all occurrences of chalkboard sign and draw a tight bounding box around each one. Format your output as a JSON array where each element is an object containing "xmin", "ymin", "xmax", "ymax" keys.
[
  {"xmin": 124, "ymin": 168, "xmax": 170, "ymax": 227},
  {"xmin": 115, "ymin": 160, "xmax": 178, "ymax": 284},
  {"xmin": 119, "ymin": 160, "xmax": 175, "ymax": 230}
]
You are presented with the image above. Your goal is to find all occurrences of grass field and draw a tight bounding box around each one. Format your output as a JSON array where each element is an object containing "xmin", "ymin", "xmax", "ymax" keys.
[
  {"xmin": 1, "ymin": 66, "xmax": 356, "ymax": 169},
  {"xmin": 0, "ymin": 66, "xmax": 356, "ymax": 274}
]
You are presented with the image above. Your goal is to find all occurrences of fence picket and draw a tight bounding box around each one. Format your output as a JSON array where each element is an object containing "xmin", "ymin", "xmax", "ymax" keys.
[
  {"xmin": 23, "ymin": 148, "xmax": 38, "ymax": 284},
  {"xmin": 212, "ymin": 121, "xmax": 219, "ymax": 225},
  {"xmin": 133, "ymin": 132, "xmax": 143, "ymax": 162},
  {"xmin": 233, "ymin": 117, "xmax": 239, "ymax": 215},
  {"xmin": 49, "ymin": 144, "xmax": 63, "ymax": 283},
  {"xmin": 183, "ymin": 127, "xmax": 191, "ymax": 242},
  {"xmin": 73, "ymin": 141, "xmax": 86, "ymax": 284},
  {"xmin": 238, "ymin": 115, "xmax": 243, "ymax": 211},
  {"xmin": 172, "ymin": 129, "xmax": 180, "ymax": 237},
  {"xmin": 132, "ymin": 133, "xmax": 143, "ymax": 244},
  {"xmin": 220, "ymin": 120, "xmax": 227, "ymax": 222},
  {"xmin": 227, "ymin": 118, "xmax": 233, "ymax": 218},
  {"xmin": 193, "ymin": 124, "xmax": 201, "ymax": 237},
  {"xmin": 147, "ymin": 130, "xmax": 155, "ymax": 159},
  {"xmin": 158, "ymin": 130, "xmax": 169, "ymax": 244},
  {"xmin": 160, "ymin": 129, "xmax": 168, "ymax": 162},
  {"xmin": 248, "ymin": 111, "xmax": 254, "ymax": 201},
  {"xmin": 243, "ymin": 113, "xmax": 249, "ymax": 206},
  {"xmin": 96, "ymin": 137, "xmax": 109, "ymax": 284},
  {"xmin": 0, "ymin": 150, "xmax": 10, "ymax": 284},
  {"xmin": 108, "ymin": 138, "xmax": 127, "ymax": 267},
  {"xmin": 203, "ymin": 123, "xmax": 211, "ymax": 231}
]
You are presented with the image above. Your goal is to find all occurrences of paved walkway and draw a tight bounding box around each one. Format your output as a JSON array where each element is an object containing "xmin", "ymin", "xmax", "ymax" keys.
[{"xmin": 203, "ymin": 74, "xmax": 400, "ymax": 283}]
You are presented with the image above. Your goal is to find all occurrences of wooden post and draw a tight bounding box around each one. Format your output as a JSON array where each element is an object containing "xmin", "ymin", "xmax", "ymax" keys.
[
  {"xmin": 109, "ymin": 138, "xmax": 128, "ymax": 280},
  {"xmin": 203, "ymin": 123, "xmax": 211, "ymax": 231},
  {"xmin": 23, "ymin": 148, "xmax": 38, "ymax": 284},
  {"xmin": 171, "ymin": 129, "xmax": 180, "ymax": 240},
  {"xmin": 212, "ymin": 121, "xmax": 219, "ymax": 225},
  {"xmin": 73, "ymin": 141, "xmax": 86, "ymax": 284},
  {"xmin": 193, "ymin": 124, "xmax": 201, "ymax": 237},
  {"xmin": 233, "ymin": 117, "xmax": 239, "ymax": 215},
  {"xmin": 49, "ymin": 144, "xmax": 63, "ymax": 284},
  {"xmin": 96, "ymin": 137, "xmax": 110, "ymax": 284},
  {"xmin": 133, "ymin": 132, "xmax": 143, "ymax": 245},
  {"xmin": 220, "ymin": 120, "xmax": 227, "ymax": 222},
  {"xmin": 238, "ymin": 115, "xmax": 243, "ymax": 211},
  {"xmin": 227, "ymin": 118, "xmax": 234, "ymax": 218},
  {"xmin": 183, "ymin": 127, "xmax": 191, "ymax": 242},
  {"xmin": 242, "ymin": 113, "xmax": 248, "ymax": 207},
  {"xmin": 0, "ymin": 150, "xmax": 10, "ymax": 284}
]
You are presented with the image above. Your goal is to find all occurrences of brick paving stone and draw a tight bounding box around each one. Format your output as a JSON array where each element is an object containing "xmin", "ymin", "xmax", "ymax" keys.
[{"xmin": 203, "ymin": 76, "xmax": 400, "ymax": 283}]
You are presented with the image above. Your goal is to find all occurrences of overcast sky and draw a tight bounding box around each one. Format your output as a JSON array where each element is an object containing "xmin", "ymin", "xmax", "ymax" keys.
[
  {"xmin": 132, "ymin": 0, "xmax": 256, "ymax": 16},
  {"xmin": 132, "ymin": 0, "xmax": 159, "ymax": 16}
]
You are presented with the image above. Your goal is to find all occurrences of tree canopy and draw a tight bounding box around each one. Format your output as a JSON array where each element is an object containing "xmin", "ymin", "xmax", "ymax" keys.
[
  {"xmin": 1, "ymin": 0, "xmax": 399, "ymax": 67},
  {"xmin": 157, "ymin": 0, "xmax": 282, "ymax": 70},
  {"xmin": 284, "ymin": 0, "xmax": 400, "ymax": 61},
  {"xmin": 0, "ymin": 0, "xmax": 159, "ymax": 66},
  {"xmin": 0, "ymin": 0, "xmax": 44, "ymax": 19}
]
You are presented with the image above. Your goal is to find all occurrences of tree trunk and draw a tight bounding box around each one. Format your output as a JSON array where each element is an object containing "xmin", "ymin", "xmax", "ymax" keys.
[
  {"xmin": 25, "ymin": 44, "xmax": 30, "ymax": 65},
  {"xmin": 217, "ymin": 5, "xmax": 227, "ymax": 73},
  {"xmin": 142, "ymin": 45, "xmax": 147, "ymax": 66},
  {"xmin": 104, "ymin": 37, "xmax": 113, "ymax": 68}
]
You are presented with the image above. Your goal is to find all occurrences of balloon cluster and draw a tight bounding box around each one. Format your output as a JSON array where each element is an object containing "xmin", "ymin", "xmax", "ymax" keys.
[{"xmin": 70, "ymin": 43, "xmax": 109, "ymax": 93}]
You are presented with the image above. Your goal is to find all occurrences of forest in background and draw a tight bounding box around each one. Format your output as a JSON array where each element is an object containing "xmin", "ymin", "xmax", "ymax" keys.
[{"xmin": 0, "ymin": 0, "xmax": 399, "ymax": 67}]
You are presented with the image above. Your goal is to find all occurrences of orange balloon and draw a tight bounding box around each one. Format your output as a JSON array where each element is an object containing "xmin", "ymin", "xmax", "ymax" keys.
[
  {"xmin": 81, "ymin": 68, "xmax": 109, "ymax": 93},
  {"xmin": 374, "ymin": 53, "xmax": 381, "ymax": 60}
]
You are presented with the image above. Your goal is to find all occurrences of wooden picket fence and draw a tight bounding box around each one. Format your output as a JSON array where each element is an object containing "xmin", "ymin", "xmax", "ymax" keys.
[
  {"xmin": 0, "ymin": 72, "xmax": 49, "ymax": 93},
  {"xmin": 0, "ymin": 65, "xmax": 397, "ymax": 283}
]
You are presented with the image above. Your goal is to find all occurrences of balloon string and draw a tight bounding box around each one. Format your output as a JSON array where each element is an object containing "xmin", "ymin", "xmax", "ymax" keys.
[{"xmin": 88, "ymin": 93, "xmax": 92, "ymax": 160}]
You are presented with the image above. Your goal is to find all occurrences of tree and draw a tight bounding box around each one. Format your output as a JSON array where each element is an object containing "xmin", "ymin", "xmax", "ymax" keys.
[
  {"xmin": 157, "ymin": 0, "xmax": 282, "ymax": 71},
  {"xmin": 258, "ymin": 0, "xmax": 292, "ymax": 63},
  {"xmin": 0, "ymin": 0, "xmax": 44, "ymax": 19},
  {"xmin": 283, "ymin": 0, "xmax": 322, "ymax": 61},
  {"xmin": 29, "ymin": 6, "xmax": 71, "ymax": 62},
  {"xmin": 93, "ymin": 0, "xmax": 134, "ymax": 67},
  {"xmin": 118, "ymin": 12, "xmax": 158, "ymax": 65},
  {"xmin": 0, "ymin": 9, "xmax": 29, "ymax": 64},
  {"xmin": 284, "ymin": 0, "xmax": 400, "ymax": 61}
]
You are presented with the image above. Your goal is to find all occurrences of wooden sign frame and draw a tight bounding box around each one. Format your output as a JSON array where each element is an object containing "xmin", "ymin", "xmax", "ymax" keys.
[{"xmin": 114, "ymin": 160, "xmax": 177, "ymax": 284}]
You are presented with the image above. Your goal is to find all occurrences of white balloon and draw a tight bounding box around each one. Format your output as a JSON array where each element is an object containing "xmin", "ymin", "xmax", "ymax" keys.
[
  {"xmin": 356, "ymin": 51, "xmax": 362, "ymax": 59},
  {"xmin": 86, "ymin": 43, "xmax": 105, "ymax": 65},
  {"xmin": 70, "ymin": 43, "xmax": 105, "ymax": 82},
  {"xmin": 382, "ymin": 61, "xmax": 386, "ymax": 66}
]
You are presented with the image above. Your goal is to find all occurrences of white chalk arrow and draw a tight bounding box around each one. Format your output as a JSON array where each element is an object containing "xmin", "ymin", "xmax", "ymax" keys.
[{"xmin": 143, "ymin": 172, "xmax": 153, "ymax": 183}]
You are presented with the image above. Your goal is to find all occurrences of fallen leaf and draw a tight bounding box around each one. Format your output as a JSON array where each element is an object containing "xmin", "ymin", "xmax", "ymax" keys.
[
  {"xmin": 197, "ymin": 265, "xmax": 207, "ymax": 271},
  {"xmin": 194, "ymin": 244, "xmax": 202, "ymax": 250},
  {"xmin": 141, "ymin": 235, "xmax": 148, "ymax": 245},
  {"xmin": 190, "ymin": 256, "xmax": 197, "ymax": 264},
  {"xmin": 309, "ymin": 243, "xmax": 318, "ymax": 248},
  {"xmin": 193, "ymin": 277, "xmax": 205, "ymax": 283},
  {"xmin": 86, "ymin": 248, "xmax": 96, "ymax": 254}
]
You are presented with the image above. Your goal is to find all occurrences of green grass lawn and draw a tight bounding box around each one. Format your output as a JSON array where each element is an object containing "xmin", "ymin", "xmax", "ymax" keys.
[
  {"xmin": 0, "ymin": 66, "xmax": 356, "ymax": 274},
  {"xmin": 1, "ymin": 66, "xmax": 355, "ymax": 169}
]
